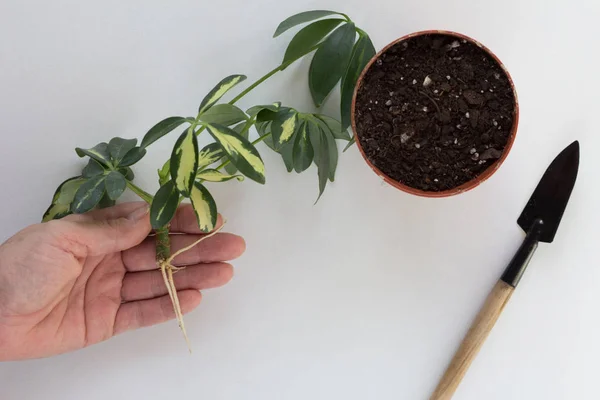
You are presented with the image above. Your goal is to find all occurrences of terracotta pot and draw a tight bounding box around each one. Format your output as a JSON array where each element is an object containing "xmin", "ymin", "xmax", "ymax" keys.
[{"xmin": 350, "ymin": 30, "xmax": 519, "ymax": 198}]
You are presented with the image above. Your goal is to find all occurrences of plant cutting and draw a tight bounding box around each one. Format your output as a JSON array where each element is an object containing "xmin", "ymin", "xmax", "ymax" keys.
[
  {"xmin": 41, "ymin": 9, "xmax": 376, "ymax": 350},
  {"xmin": 352, "ymin": 31, "xmax": 518, "ymax": 197}
]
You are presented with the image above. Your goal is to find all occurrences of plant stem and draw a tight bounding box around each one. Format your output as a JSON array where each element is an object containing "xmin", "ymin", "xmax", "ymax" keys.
[
  {"xmin": 155, "ymin": 227, "xmax": 171, "ymax": 263},
  {"xmin": 229, "ymin": 44, "xmax": 320, "ymax": 106},
  {"xmin": 126, "ymin": 181, "xmax": 153, "ymax": 203}
]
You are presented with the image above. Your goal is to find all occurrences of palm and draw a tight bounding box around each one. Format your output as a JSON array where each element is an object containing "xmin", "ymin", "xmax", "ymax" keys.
[{"xmin": 0, "ymin": 203, "xmax": 244, "ymax": 361}]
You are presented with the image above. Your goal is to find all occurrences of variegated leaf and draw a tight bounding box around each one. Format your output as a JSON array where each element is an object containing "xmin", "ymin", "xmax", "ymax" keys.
[
  {"xmin": 42, "ymin": 177, "xmax": 86, "ymax": 222},
  {"xmin": 292, "ymin": 121, "xmax": 314, "ymax": 173},
  {"xmin": 206, "ymin": 124, "xmax": 265, "ymax": 184},
  {"xmin": 82, "ymin": 159, "xmax": 105, "ymax": 178},
  {"xmin": 141, "ymin": 117, "xmax": 188, "ymax": 149},
  {"xmin": 105, "ymin": 171, "xmax": 127, "ymax": 200},
  {"xmin": 120, "ymin": 147, "xmax": 146, "ymax": 167},
  {"xmin": 224, "ymin": 122, "xmax": 248, "ymax": 175},
  {"xmin": 42, "ymin": 203, "xmax": 71, "ymax": 222},
  {"xmin": 271, "ymin": 109, "xmax": 298, "ymax": 149},
  {"xmin": 71, "ymin": 175, "xmax": 106, "ymax": 213},
  {"xmin": 199, "ymin": 104, "xmax": 247, "ymax": 126},
  {"xmin": 170, "ymin": 128, "xmax": 199, "ymax": 196},
  {"xmin": 150, "ymin": 180, "xmax": 179, "ymax": 229},
  {"xmin": 246, "ymin": 102, "xmax": 281, "ymax": 118},
  {"xmin": 108, "ymin": 137, "xmax": 137, "ymax": 162},
  {"xmin": 198, "ymin": 143, "xmax": 225, "ymax": 170},
  {"xmin": 75, "ymin": 143, "xmax": 111, "ymax": 166},
  {"xmin": 189, "ymin": 182, "xmax": 218, "ymax": 232},
  {"xmin": 198, "ymin": 75, "xmax": 247, "ymax": 113},
  {"xmin": 197, "ymin": 169, "xmax": 244, "ymax": 182}
]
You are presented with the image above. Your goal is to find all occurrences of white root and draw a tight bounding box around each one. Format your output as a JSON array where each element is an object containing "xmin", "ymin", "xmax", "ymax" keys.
[{"xmin": 158, "ymin": 222, "xmax": 226, "ymax": 353}]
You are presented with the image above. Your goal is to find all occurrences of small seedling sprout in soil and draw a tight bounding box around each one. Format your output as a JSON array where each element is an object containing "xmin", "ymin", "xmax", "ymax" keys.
[{"xmin": 41, "ymin": 10, "xmax": 376, "ymax": 351}]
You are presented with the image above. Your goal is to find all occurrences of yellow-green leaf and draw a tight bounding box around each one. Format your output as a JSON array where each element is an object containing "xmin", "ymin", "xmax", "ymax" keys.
[
  {"xmin": 71, "ymin": 176, "xmax": 106, "ymax": 213},
  {"xmin": 189, "ymin": 182, "xmax": 217, "ymax": 232},
  {"xmin": 198, "ymin": 75, "xmax": 246, "ymax": 113},
  {"xmin": 197, "ymin": 169, "xmax": 244, "ymax": 182},
  {"xmin": 150, "ymin": 180, "xmax": 179, "ymax": 229},
  {"xmin": 206, "ymin": 124, "xmax": 265, "ymax": 184},
  {"xmin": 157, "ymin": 159, "xmax": 170, "ymax": 186},
  {"xmin": 170, "ymin": 128, "xmax": 199, "ymax": 196},
  {"xmin": 271, "ymin": 109, "xmax": 298, "ymax": 149}
]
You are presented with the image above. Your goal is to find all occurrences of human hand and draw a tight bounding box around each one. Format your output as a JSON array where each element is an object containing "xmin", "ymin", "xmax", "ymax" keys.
[{"xmin": 0, "ymin": 202, "xmax": 245, "ymax": 361}]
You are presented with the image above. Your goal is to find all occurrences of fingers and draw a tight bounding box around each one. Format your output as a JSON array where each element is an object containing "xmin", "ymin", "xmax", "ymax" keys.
[
  {"xmin": 120, "ymin": 262, "xmax": 234, "ymax": 302},
  {"xmin": 122, "ymin": 233, "xmax": 245, "ymax": 272},
  {"xmin": 113, "ymin": 290, "xmax": 202, "ymax": 335},
  {"xmin": 55, "ymin": 203, "xmax": 151, "ymax": 256},
  {"xmin": 169, "ymin": 204, "xmax": 224, "ymax": 234}
]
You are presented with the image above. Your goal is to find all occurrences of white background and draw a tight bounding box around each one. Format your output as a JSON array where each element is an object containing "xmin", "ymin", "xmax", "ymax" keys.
[{"xmin": 0, "ymin": 0, "xmax": 598, "ymax": 399}]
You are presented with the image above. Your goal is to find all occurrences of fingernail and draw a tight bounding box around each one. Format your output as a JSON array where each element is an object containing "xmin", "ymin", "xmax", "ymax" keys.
[{"xmin": 128, "ymin": 204, "xmax": 150, "ymax": 221}]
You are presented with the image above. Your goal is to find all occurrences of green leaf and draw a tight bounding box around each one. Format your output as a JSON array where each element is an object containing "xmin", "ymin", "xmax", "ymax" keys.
[
  {"xmin": 118, "ymin": 167, "xmax": 135, "ymax": 180},
  {"xmin": 308, "ymin": 22, "xmax": 356, "ymax": 107},
  {"xmin": 283, "ymin": 19, "xmax": 344, "ymax": 64},
  {"xmin": 170, "ymin": 128, "xmax": 199, "ymax": 196},
  {"xmin": 198, "ymin": 75, "xmax": 247, "ymax": 113},
  {"xmin": 322, "ymin": 127, "xmax": 338, "ymax": 181},
  {"xmin": 75, "ymin": 143, "xmax": 111, "ymax": 166},
  {"xmin": 307, "ymin": 120, "xmax": 322, "ymax": 165},
  {"xmin": 120, "ymin": 147, "xmax": 147, "ymax": 167},
  {"xmin": 108, "ymin": 137, "xmax": 137, "ymax": 162},
  {"xmin": 246, "ymin": 102, "xmax": 281, "ymax": 118},
  {"xmin": 224, "ymin": 122, "xmax": 249, "ymax": 175},
  {"xmin": 150, "ymin": 180, "xmax": 179, "ymax": 229},
  {"xmin": 280, "ymin": 142, "xmax": 295, "ymax": 172},
  {"xmin": 42, "ymin": 177, "xmax": 86, "ymax": 222},
  {"xmin": 82, "ymin": 159, "xmax": 105, "ymax": 178},
  {"xmin": 141, "ymin": 117, "xmax": 188, "ymax": 149},
  {"xmin": 315, "ymin": 114, "xmax": 351, "ymax": 140},
  {"xmin": 198, "ymin": 143, "xmax": 225, "ymax": 170},
  {"xmin": 206, "ymin": 124, "xmax": 265, "ymax": 184},
  {"xmin": 273, "ymin": 10, "xmax": 342, "ymax": 37},
  {"xmin": 308, "ymin": 124, "xmax": 330, "ymax": 202},
  {"xmin": 197, "ymin": 169, "xmax": 244, "ymax": 182},
  {"xmin": 158, "ymin": 159, "xmax": 171, "ymax": 186},
  {"xmin": 271, "ymin": 109, "xmax": 298, "ymax": 149},
  {"xmin": 105, "ymin": 171, "xmax": 127, "ymax": 200},
  {"xmin": 199, "ymin": 104, "xmax": 247, "ymax": 126},
  {"xmin": 340, "ymin": 34, "xmax": 376, "ymax": 130},
  {"xmin": 292, "ymin": 121, "xmax": 314, "ymax": 173},
  {"xmin": 257, "ymin": 121, "xmax": 276, "ymax": 151},
  {"xmin": 189, "ymin": 182, "xmax": 218, "ymax": 232},
  {"xmin": 98, "ymin": 192, "xmax": 116, "ymax": 209},
  {"xmin": 71, "ymin": 176, "xmax": 106, "ymax": 214},
  {"xmin": 343, "ymin": 136, "xmax": 356, "ymax": 152}
]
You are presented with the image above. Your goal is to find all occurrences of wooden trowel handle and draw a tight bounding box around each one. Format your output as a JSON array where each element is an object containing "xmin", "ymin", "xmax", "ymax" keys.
[{"xmin": 429, "ymin": 280, "xmax": 515, "ymax": 400}]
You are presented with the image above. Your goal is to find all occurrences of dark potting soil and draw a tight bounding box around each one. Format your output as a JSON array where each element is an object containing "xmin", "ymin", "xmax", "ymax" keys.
[{"xmin": 354, "ymin": 34, "xmax": 516, "ymax": 192}]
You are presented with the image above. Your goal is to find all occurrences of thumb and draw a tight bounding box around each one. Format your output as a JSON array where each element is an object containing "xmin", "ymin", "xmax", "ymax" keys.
[{"xmin": 60, "ymin": 203, "xmax": 152, "ymax": 256}]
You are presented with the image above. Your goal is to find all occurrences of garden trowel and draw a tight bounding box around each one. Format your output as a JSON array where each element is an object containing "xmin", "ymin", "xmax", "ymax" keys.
[{"xmin": 430, "ymin": 140, "xmax": 580, "ymax": 400}]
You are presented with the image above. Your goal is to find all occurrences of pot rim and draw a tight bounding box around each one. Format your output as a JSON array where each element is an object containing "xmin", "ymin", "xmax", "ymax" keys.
[{"xmin": 350, "ymin": 30, "xmax": 520, "ymax": 198}]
